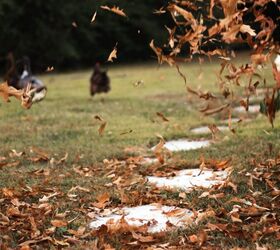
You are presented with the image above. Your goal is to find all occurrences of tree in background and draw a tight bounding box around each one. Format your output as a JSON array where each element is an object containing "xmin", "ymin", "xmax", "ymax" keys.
[{"xmin": 0, "ymin": 0, "xmax": 171, "ymax": 71}]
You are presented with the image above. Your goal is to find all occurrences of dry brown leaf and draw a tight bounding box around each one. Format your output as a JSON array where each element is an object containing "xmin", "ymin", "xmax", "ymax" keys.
[
  {"xmin": 220, "ymin": 0, "xmax": 238, "ymax": 16},
  {"xmin": 187, "ymin": 87, "xmax": 216, "ymax": 100},
  {"xmin": 150, "ymin": 40, "xmax": 175, "ymax": 66},
  {"xmin": 94, "ymin": 115, "xmax": 103, "ymax": 122},
  {"xmin": 0, "ymin": 82, "xmax": 23, "ymax": 102},
  {"xmin": 107, "ymin": 44, "xmax": 118, "ymax": 62},
  {"xmin": 91, "ymin": 11, "xmax": 97, "ymax": 22},
  {"xmin": 20, "ymin": 246, "xmax": 31, "ymax": 250},
  {"xmin": 240, "ymin": 24, "xmax": 256, "ymax": 36},
  {"xmin": 30, "ymin": 147, "xmax": 49, "ymax": 161},
  {"xmin": 168, "ymin": 4, "xmax": 195, "ymax": 23},
  {"xmin": 101, "ymin": 5, "xmax": 127, "ymax": 17},
  {"xmin": 153, "ymin": 138, "xmax": 165, "ymax": 152},
  {"xmin": 131, "ymin": 231, "xmax": 154, "ymax": 243},
  {"xmin": 98, "ymin": 122, "xmax": 107, "ymax": 136},
  {"xmin": 189, "ymin": 234, "xmax": 198, "ymax": 243},
  {"xmin": 120, "ymin": 129, "xmax": 133, "ymax": 135},
  {"xmin": 51, "ymin": 219, "xmax": 68, "ymax": 228},
  {"xmin": 57, "ymin": 152, "xmax": 68, "ymax": 164},
  {"xmin": 202, "ymin": 103, "xmax": 230, "ymax": 115},
  {"xmin": 92, "ymin": 192, "xmax": 110, "ymax": 209},
  {"xmin": 2, "ymin": 188, "xmax": 14, "ymax": 197},
  {"xmin": 156, "ymin": 112, "xmax": 169, "ymax": 122},
  {"xmin": 163, "ymin": 208, "xmax": 186, "ymax": 217}
]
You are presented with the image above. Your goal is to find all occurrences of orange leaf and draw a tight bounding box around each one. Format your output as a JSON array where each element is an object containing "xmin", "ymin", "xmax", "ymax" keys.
[
  {"xmin": 0, "ymin": 82, "xmax": 23, "ymax": 102},
  {"xmin": 101, "ymin": 5, "xmax": 127, "ymax": 17},
  {"xmin": 107, "ymin": 44, "xmax": 118, "ymax": 62},
  {"xmin": 92, "ymin": 192, "xmax": 110, "ymax": 209},
  {"xmin": 51, "ymin": 219, "xmax": 68, "ymax": 227}
]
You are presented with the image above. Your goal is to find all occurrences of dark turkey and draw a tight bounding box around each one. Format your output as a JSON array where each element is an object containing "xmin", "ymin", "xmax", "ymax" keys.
[{"xmin": 90, "ymin": 63, "xmax": 110, "ymax": 96}]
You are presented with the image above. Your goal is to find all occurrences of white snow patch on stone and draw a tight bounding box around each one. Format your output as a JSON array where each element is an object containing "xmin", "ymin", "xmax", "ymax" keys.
[
  {"xmin": 148, "ymin": 169, "xmax": 228, "ymax": 191},
  {"xmin": 233, "ymin": 104, "xmax": 260, "ymax": 113},
  {"xmin": 220, "ymin": 118, "xmax": 241, "ymax": 124},
  {"xmin": 89, "ymin": 204, "xmax": 193, "ymax": 233},
  {"xmin": 220, "ymin": 117, "xmax": 252, "ymax": 124},
  {"xmin": 190, "ymin": 126, "xmax": 229, "ymax": 134},
  {"xmin": 141, "ymin": 157, "xmax": 159, "ymax": 164},
  {"xmin": 152, "ymin": 139, "xmax": 210, "ymax": 152}
]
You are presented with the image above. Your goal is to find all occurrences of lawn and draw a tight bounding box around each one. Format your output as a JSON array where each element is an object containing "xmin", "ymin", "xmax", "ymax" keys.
[{"xmin": 0, "ymin": 58, "xmax": 279, "ymax": 249}]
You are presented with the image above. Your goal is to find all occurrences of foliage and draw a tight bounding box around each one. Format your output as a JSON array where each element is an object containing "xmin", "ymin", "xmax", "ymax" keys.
[
  {"xmin": 150, "ymin": 0, "xmax": 280, "ymax": 125},
  {"xmin": 0, "ymin": 0, "xmax": 171, "ymax": 71}
]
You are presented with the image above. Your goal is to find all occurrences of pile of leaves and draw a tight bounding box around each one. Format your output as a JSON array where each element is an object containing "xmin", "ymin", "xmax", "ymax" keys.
[{"xmin": 1, "ymin": 146, "xmax": 279, "ymax": 249}]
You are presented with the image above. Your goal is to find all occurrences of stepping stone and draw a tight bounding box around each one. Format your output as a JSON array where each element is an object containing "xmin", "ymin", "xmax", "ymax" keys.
[
  {"xmin": 152, "ymin": 139, "xmax": 210, "ymax": 152},
  {"xmin": 90, "ymin": 204, "xmax": 193, "ymax": 233},
  {"xmin": 233, "ymin": 104, "xmax": 260, "ymax": 113},
  {"xmin": 190, "ymin": 126, "xmax": 229, "ymax": 134},
  {"xmin": 148, "ymin": 169, "xmax": 228, "ymax": 191}
]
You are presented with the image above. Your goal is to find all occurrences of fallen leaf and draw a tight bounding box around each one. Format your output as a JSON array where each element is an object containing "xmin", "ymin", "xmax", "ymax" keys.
[
  {"xmin": 156, "ymin": 112, "xmax": 169, "ymax": 122},
  {"xmin": 131, "ymin": 231, "xmax": 154, "ymax": 243},
  {"xmin": 92, "ymin": 192, "xmax": 110, "ymax": 209},
  {"xmin": 51, "ymin": 220, "xmax": 68, "ymax": 228}
]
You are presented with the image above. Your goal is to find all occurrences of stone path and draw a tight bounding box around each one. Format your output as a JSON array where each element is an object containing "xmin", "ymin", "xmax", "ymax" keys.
[{"xmin": 90, "ymin": 109, "xmax": 257, "ymax": 234}]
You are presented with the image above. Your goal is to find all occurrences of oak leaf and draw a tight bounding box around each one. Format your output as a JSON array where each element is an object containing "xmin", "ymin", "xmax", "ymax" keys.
[{"xmin": 101, "ymin": 6, "xmax": 127, "ymax": 17}]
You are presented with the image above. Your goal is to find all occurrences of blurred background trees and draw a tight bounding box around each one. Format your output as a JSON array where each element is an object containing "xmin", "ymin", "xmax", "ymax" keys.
[{"xmin": 0, "ymin": 0, "xmax": 171, "ymax": 71}]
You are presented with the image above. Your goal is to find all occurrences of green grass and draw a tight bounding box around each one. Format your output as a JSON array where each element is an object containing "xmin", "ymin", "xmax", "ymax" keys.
[
  {"xmin": 0, "ymin": 58, "xmax": 280, "ymax": 249},
  {"xmin": 1, "ymin": 60, "xmax": 277, "ymax": 162}
]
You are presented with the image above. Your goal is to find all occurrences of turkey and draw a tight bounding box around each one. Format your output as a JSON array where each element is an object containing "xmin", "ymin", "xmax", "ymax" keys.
[
  {"xmin": 90, "ymin": 63, "xmax": 110, "ymax": 96},
  {"xmin": 4, "ymin": 53, "xmax": 47, "ymax": 103}
]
